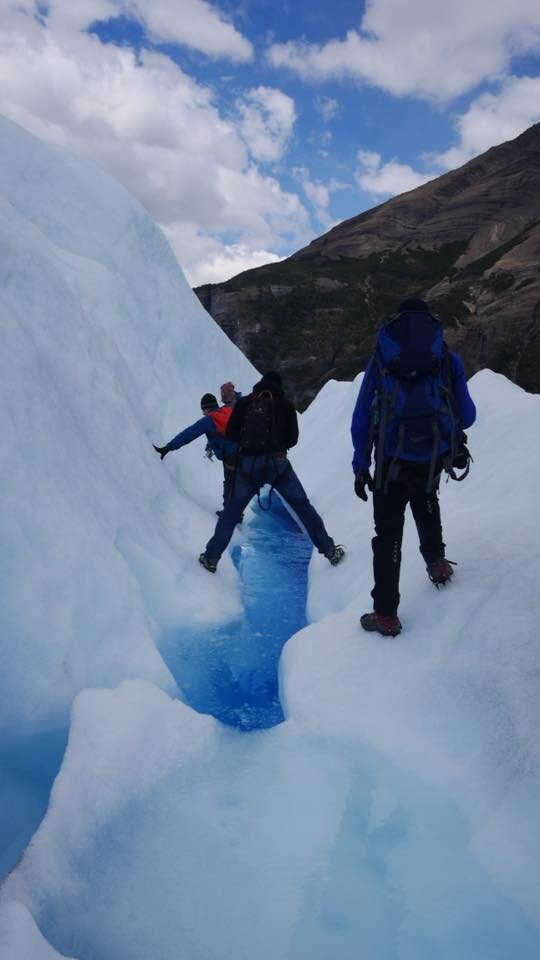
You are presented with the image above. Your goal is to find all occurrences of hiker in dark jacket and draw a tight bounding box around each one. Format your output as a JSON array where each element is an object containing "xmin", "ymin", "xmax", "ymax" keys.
[
  {"xmin": 199, "ymin": 371, "xmax": 345, "ymax": 572},
  {"xmin": 153, "ymin": 393, "xmax": 238, "ymax": 508},
  {"xmin": 351, "ymin": 297, "xmax": 476, "ymax": 637}
]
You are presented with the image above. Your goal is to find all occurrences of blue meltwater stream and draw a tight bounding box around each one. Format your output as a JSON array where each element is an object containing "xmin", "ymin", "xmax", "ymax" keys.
[
  {"xmin": 0, "ymin": 498, "xmax": 308, "ymax": 880},
  {"xmin": 161, "ymin": 496, "xmax": 312, "ymax": 730}
]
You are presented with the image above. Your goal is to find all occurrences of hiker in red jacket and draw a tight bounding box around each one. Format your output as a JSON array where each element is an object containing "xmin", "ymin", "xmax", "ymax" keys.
[{"xmin": 153, "ymin": 393, "xmax": 238, "ymax": 511}]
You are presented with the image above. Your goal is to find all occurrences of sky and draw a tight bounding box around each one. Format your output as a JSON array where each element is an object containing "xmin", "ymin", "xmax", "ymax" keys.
[{"xmin": 1, "ymin": 1, "xmax": 540, "ymax": 287}]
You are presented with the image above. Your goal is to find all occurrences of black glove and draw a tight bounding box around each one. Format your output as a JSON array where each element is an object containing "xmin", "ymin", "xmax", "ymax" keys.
[
  {"xmin": 153, "ymin": 444, "xmax": 169, "ymax": 461},
  {"xmin": 354, "ymin": 470, "xmax": 373, "ymax": 501}
]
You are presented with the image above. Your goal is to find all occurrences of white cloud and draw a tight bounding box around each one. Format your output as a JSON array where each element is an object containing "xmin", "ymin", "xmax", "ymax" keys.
[
  {"xmin": 314, "ymin": 95, "xmax": 340, "ymax": 123},
  {"xmin": 0, "ymin": 4, "xmax": 309, "ymax": 283},
  {"xmin": 236, "ymin": 86, "xmax": 297, "ymax": 163},
  {"xmin": 303, "ymin": 179, "xmax": 331, "ymax": 215},
  {"xmin": 124, "ymin": 0, "xmax": 253, "ymax": 62},
  {"xmin": 267, "ymin": 0, "xmax": 540, "ymax": 101},
  {"xmin": 353, "ymin": 75, "xmax": 540, "ymax": 203},
  {"xmin": 433, "ymin": 75, "xmax": 540, "ymax": 168},
  {"xmin": 171, "ymin": 232, "xmax": 283, "ymax": 287},
  {"xmin": 39, "ymin": 0, "xmax": 253, "ymax": 61},
  {"xmin": 355, "ymin": 149, "xmax": 434, "ymax": 197},
  {"xmin": 293, "ymin": 165, "xmax": 347, "ymax": 227}
]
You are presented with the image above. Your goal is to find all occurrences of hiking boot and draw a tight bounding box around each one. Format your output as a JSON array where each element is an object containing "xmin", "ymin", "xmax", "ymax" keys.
[
  {"xmin": 360, "ymin": 612, "xmax": 402, "ymax": 637},
  {"xmin": 327, "ymin": 545, "xmax": 345, "ymax": 566},
  {"xmin": 199, "ymin": 552, "xmax": 218, "ymax": 573},
  {"xmin": 426, "ymin": 558, "xmax": 455, "ymax": 587}
]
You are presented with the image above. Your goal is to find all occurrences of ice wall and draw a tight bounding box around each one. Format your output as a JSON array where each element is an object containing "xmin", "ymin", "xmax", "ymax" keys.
[
  {"xmin": 0, "ymin": 114, "xmax": 256, "ymax": 736},
  {"xmin": 1, "ymin": 116, "xmax": 539, "ymax": 959}
]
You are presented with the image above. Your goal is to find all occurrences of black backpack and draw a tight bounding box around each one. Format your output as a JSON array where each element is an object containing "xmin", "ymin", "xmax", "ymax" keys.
[{"xmin": 239, "ymin": 391, "xmax": 276, "ymax": 453}]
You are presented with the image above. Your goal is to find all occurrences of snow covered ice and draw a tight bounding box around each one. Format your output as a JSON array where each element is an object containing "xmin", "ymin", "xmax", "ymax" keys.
[{"xmin": 1, "ymin": 115, "xmax": 540, "ymax": 958}]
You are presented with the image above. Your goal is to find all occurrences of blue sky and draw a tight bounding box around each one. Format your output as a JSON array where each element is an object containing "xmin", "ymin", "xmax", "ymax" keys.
[{"xmin": 1, "ymin": 1, "xmax": 539, "ymax": 284}]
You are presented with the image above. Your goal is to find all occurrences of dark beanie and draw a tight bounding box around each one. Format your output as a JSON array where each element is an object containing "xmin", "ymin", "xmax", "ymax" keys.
[
  {"xmin": 200, "ymin": 393, "xmax": 218, "ymax": 408},
  {"xmin": 253, "ymin": 370, "xmax": 283, "ymax": 395},
  {"xmin": 264, "ymin": 370, "xmax": 282, "ymax": 387},
  {"xmin": 395, "ymin": 296, "xmax": 429, "ymax": 313}
]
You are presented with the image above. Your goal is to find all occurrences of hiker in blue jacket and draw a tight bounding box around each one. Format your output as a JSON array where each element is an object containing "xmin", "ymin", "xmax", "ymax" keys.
[
  {"xmin": 351, "ymin": 297, "xmax": 476, "ymax": 637},
  {"xmin": 153, "ymin": 393, "xmax": 238, "ymax": 509}
]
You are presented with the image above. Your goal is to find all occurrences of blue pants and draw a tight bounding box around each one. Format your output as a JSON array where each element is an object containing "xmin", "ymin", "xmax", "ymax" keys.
[{"xmin": 205, "ymin": 455, "xmax": 335, "ymax": 561}]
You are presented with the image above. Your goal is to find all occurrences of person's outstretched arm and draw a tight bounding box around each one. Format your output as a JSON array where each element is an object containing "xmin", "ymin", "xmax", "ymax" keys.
[{"xmin": 153, "ymin": 416, "xmax": 211, "ymax": 459}]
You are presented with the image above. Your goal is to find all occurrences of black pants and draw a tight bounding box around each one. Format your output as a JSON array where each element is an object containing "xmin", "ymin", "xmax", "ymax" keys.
[{"xmin": 371, "ymin": 462, "xmax": 445, "ymax": 616}]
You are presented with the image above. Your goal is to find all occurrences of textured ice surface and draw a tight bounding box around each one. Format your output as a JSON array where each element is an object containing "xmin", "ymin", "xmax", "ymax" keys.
[
  {"xmin": 0, "ymin": 901, "xmax": 73, "ymax": 959},
  {"xmin": 1, "ymin": 117, "xmax": 539, "ymax": 959}
]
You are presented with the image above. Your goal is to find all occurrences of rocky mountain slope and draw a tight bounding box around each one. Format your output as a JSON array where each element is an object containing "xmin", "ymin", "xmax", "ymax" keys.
[{"xmin": 195, "ymin": 124, "xmax": 540, "ymax": 409}]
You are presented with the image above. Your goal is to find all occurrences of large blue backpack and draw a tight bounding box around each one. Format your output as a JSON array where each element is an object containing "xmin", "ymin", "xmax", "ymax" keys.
[{"xmin": 370, "ymin": 307, "xmax": 458, "ymax": 491}]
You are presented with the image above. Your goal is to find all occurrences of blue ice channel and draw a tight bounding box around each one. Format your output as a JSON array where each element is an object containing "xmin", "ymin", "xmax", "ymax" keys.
[
  {"xmin": 160, "ymin": 496, "xmax": 312, "ymax": 730},
  {"xmin": 0, "ymin": 727, "xmax": 68, "ymax": 878},
  {"xmin": 0, "ymin": 497, "xmax": 308, "ymax": 880}
]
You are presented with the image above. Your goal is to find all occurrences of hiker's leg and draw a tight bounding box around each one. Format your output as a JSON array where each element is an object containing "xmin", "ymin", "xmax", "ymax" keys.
[
  {"xmin": 410, "ymin": 476, "xmax": 445, "ymax": 563},
  {"xmin": 371, "ymin": 479, "xmax": 408, "ymax": 616},
  {"xmin": 205, "ymin": 470, "xmax": 255, "ymax": 561},
  {"xmin": 272, "ymin": 459, "xmax": 334, "ymax": 556},
  {"xmin": 222, "ymin": 457, "xmax": 235, "ymax": 508}
]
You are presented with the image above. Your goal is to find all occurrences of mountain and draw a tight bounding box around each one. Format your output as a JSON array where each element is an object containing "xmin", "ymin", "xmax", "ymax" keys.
[{"xmin": 195, "ymin": 124, "xmax": 540, "ymax": 408}]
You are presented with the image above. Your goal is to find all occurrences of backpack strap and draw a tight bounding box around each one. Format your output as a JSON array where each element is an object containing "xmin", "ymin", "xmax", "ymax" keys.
[
  {"xmin": 383, "ymin": 421, "xmax": 405, "ymax": 493},
  {"xmin": 440, "ymin": 350, "xmax": 468, "ymax": 481},
  {"xmin": 445, "ymin": 350, "xmax": 459, "ymax": 436},
  {"xmin": 375, "ymin": 375, "xmax": 399, "ymax": 491},
  {"xmin": 425, "ymin": 419, "xmax": 441, "ymax": 493},
  {"xmin": 425, "ymin": 350, "xmax": 454, "ymax": 493}
]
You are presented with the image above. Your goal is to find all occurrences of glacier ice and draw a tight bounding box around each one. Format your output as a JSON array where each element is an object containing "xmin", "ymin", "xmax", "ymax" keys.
[{"xmin": 1, "ymin": 115, "xmax": 539, "ymax": 959}]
